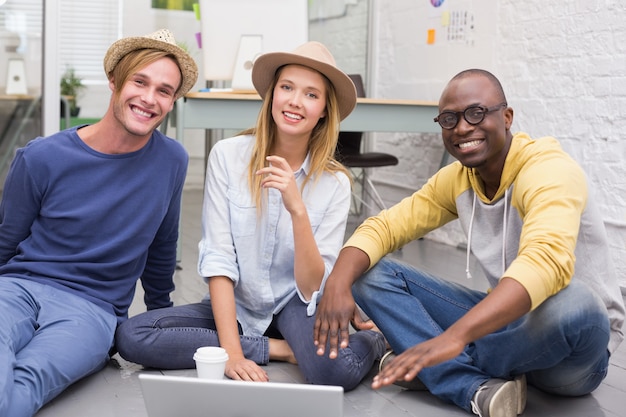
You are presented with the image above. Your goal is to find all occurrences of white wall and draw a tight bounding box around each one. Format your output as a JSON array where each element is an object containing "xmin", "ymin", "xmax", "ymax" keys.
[
  {"xmin": 309, "ymin": 0, "xmax": 369, "ymax": 80},
  {"xmin": 363, "ymin": 0, "xmax": 626, "ymax": 287}
]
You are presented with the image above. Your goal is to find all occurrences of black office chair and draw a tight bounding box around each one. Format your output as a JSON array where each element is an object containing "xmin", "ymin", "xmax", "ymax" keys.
[{"xmin": 335, "ymin": 74, "xmax": 399, "ymax": 215}]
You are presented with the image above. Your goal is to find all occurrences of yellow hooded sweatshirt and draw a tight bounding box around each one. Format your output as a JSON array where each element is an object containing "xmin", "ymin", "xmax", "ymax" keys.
[{"xmin": 346, "ymin": 132, "xmax": 625, "ymax": 354}]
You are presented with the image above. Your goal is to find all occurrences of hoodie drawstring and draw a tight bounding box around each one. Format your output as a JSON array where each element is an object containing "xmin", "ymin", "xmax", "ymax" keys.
[
  {"xmin": 501, "ymin": 188, "xmax": 508, "ymax": 275},
  {"xmin": 465, "ymin": 193, "xmax": 476, "ymax": 279}
]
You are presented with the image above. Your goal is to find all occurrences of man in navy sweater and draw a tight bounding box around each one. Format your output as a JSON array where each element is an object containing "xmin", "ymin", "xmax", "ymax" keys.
[{"xmin": 0, "ymin": 29, "xmax": 197, "ymax": 417}]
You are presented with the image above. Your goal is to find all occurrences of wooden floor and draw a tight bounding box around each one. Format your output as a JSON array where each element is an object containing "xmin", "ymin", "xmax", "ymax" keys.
[{"xmin": 37, "ymin": 187, "xmax": 626, "ymax": 417}]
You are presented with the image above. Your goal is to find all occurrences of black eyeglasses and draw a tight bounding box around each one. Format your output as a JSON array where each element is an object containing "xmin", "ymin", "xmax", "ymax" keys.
[{"xmin": 434, "ymin": 102, "xmax": 507, "ymax": 130}]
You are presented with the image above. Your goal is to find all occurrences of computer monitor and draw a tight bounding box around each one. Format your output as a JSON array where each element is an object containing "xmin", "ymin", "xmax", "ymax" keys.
[{"xmin": 198, "ymin": 0, "xmax": 308, "ymax": 87}]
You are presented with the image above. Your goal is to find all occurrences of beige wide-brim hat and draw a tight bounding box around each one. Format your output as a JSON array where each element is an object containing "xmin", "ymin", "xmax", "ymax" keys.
[
  {"xmin": 251, "ymin": 41, "xmax": 357, "ymax": 121},
  {"xmin": 103, "ymin": 29, "xmax": 198, "ymax": 100}
]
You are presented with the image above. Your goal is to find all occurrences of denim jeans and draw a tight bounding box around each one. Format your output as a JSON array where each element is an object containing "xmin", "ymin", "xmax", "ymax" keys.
[
  {"xmin": 116, "ymin": 294, "xmax": 386, "ymax": 391},
  {"xmin": 352, "ymin": 258, "xmax": 611, "ymax": 412},
  {"xmin": 0, "ymin": 277, "xmax": 117, "ymax": 417}
]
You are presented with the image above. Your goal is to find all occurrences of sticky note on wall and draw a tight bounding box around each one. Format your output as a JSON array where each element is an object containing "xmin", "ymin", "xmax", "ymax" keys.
[
  {"xmin": 427, "ymin": 29, "xmax": 436, "ymax": 44},
  {"xmin": 441, "ymin": 11, "xmax": 450, "ymax": 26}
]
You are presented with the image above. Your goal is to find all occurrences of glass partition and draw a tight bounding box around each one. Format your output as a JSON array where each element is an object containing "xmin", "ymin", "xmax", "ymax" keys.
[{"xmin": 0, "ymin": 0, "xmax": 42, "ymax": 185}]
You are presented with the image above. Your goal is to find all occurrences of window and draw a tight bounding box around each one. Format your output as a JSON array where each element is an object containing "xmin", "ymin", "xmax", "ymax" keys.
[
  {"xmin": 59, "ymin": 0, "xmax": 121, "ymax": 84},
  {"xmin": 0, "ymin": 1, "xmax": 42, "ymax": 41},
  {"xmin": 0, "ymin": 0, "xmax": 43, "ymax": 91}
]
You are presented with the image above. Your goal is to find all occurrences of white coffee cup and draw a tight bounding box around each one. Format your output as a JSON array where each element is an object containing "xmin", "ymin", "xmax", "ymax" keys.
[{"xmin": 193, "ymin": 346, "xmax": 229, "ymax": 380}]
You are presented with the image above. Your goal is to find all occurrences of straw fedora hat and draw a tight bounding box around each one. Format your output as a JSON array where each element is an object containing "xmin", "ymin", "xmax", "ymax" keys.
[
  {"xmin": 103, "ymin": 29, "xmax": 198, "ymax": 100},
  {"xmin": 251, "ymin": 41, "xmax": 357, "ymax": 121}
]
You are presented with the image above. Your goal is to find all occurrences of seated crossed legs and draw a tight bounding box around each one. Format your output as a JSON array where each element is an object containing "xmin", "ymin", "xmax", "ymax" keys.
[
  {"xmin": 117, "ymin": 295, "xmax": 386, "ymax": 391},
  {"xmin": 352, "ymin": 258, "xmax": 610, "ymax": 416}
]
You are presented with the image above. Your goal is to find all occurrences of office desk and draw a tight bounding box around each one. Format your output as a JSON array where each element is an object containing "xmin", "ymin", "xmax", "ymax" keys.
[{"xmin": 175, "ymin": 92, "xmax": 440, "ymax": 141}]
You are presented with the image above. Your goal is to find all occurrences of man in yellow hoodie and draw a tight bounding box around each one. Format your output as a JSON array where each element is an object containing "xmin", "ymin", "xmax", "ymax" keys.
[{"xmin": 313, "ymin": 69, "xmax": 625, "ymax": 417}]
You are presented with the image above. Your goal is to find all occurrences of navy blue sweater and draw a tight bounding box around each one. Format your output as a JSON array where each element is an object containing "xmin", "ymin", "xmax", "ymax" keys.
[{"xmin": 0, "ymin": 126, "xmax": 187, "ymax": 322}]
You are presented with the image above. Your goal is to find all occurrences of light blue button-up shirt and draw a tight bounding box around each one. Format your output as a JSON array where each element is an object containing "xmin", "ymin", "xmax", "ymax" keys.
[{"xmin": 198, "ymin": 135, "xmax": 351, "ymax": 337}]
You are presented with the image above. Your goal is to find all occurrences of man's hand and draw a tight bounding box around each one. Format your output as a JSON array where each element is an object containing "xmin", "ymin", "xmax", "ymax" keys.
[
  {"xmin": 313, "ymin": 246, "xmax": 372, "ymax": 358},
  {"xmin": 372, "ymin": 277, "xmax": 532, "ymax": 389},
  {"xmin": 371, "ymin": 333, "xmax": 465, "ymax": 389},
  {"xmin": 313, "ymin": 283, "xmax": 359, "ymax": 358}
]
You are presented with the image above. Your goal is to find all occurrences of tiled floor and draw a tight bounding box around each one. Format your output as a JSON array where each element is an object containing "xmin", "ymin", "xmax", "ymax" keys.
[{"xmin": 37, "ymin": 187, "xmax": 626, "ymax": 417}]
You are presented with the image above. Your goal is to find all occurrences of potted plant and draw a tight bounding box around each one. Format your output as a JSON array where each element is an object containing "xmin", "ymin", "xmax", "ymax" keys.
[{"xmin": 60, "ymin": 66, "xmax": 86, "ymax": 117}]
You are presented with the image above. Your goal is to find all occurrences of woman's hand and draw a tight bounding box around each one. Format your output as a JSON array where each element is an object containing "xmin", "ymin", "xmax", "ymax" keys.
[
  {"xmin": 225, "ymin": 356, "xmax": 269, "ymax": 382},
  {"xmin": 257, "ymin": 155, "xmax": 305, "ymax": 215}
]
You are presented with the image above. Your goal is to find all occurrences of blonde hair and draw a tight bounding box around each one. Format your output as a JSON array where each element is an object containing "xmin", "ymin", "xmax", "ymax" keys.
[
  {"xmin": 243, "ymin": 66, "xmax": 350, "ymax": 211},
  {"xmin": 108, "ymin": 49, "xmax": 183, "ymax": 97}
]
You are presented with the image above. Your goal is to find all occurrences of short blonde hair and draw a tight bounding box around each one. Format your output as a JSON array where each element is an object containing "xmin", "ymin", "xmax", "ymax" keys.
[{"xmin": 108, "ymin": 49, "xmax": 183, "ymax": 98}]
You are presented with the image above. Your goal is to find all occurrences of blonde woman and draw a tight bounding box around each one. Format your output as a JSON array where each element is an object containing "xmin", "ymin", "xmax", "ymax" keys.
[{"xmin": 116, "ymin": 42, "xmax": 386, "ymax": 390}]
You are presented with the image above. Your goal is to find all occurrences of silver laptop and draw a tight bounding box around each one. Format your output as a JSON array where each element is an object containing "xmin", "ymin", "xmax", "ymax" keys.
[{"xmin": 139, "ymin": 373, "xmax": 343, "ymax": 417}]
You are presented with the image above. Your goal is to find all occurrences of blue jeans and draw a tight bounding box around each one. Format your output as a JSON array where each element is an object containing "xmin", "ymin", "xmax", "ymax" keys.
[
  {"xmin": 0, "ymin": 277, "xmax": 117, "ymax": 417},
  {"xmin": 352, "ymin": 258, "xmax": 611, "ymax": 412},
  {"xmin": 116, "ymin": 295, "xmax": 386, "ymax": 391}
]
